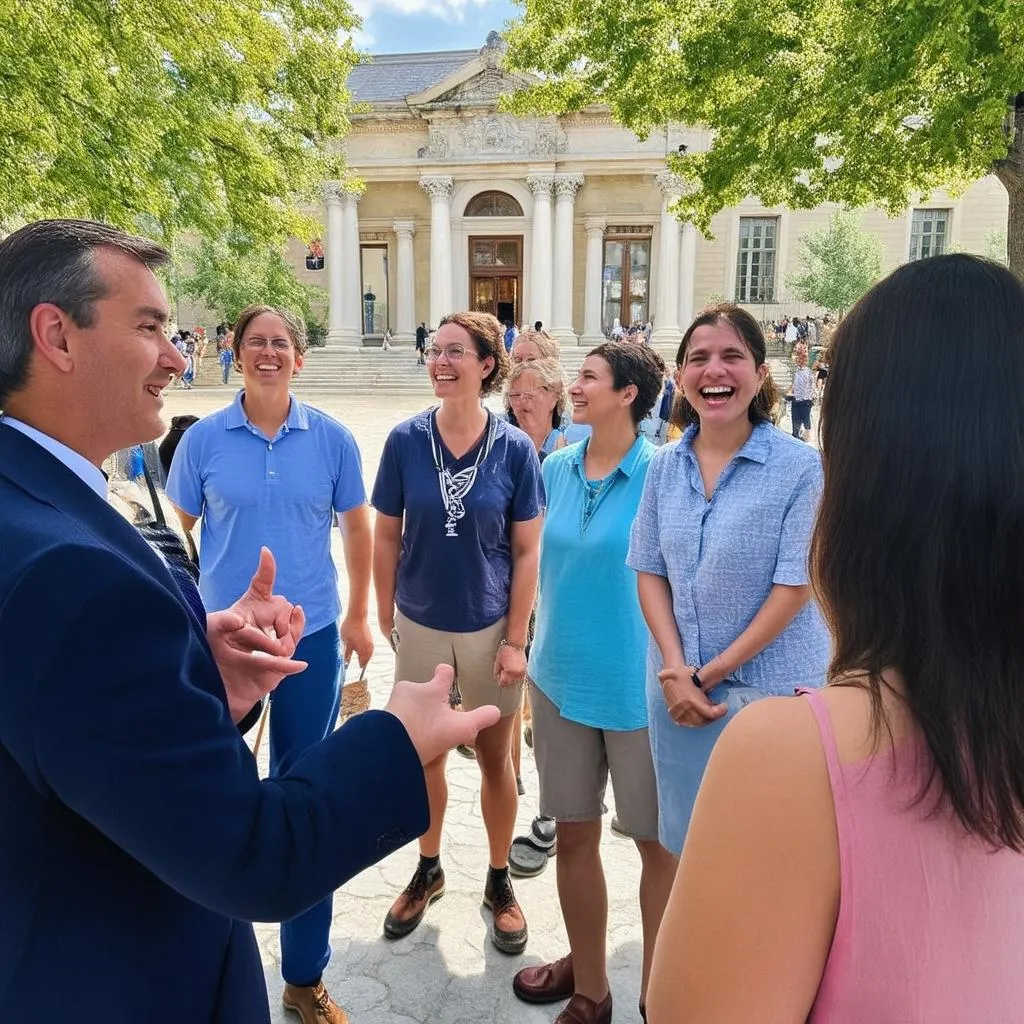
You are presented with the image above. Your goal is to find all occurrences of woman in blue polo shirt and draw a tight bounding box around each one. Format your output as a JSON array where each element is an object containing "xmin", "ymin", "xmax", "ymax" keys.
[
  {"xmin": 511, "ymin": 342, "xmax": 677, "ymax": 1024},
  {"xmin": 167, "ymin": 304, "xmax": 373, "ymax": 1024},
  {"xmin": 372, "ymin": 310, "xmax": 544, "ymax": 956},
  {"xmin": 626, "ymin": 304, "xmax": 830, "ymax": 860}
]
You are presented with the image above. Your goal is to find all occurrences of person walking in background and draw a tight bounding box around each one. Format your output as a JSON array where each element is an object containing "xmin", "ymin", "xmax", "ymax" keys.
[
  {"xmin": 789, "ymin": 344, "xmax": 815, "ymax": 441},
  {"xmin": 415, "ymin": 322, "xmax": 428, "ymax": 364},
  {"xmin": 218, "ymin": 339, "xmax": 234, "ymax": 384},
  {"xmin": 372, "ymin": 311, "xmax": 544, "ymax": 956},
  {"xmin": 513, "ymin": 343, "xmax": 676, "ymax": 1024},
  {"xmin": 648, "ymin": 255, "xmax": 1024, "ymax": 1023},
  {"xmin": 167, "ymin": 304, "xmax": 375, "ymax": 1024},
  {"xmin": 627, "ymin": 304, "xmax": 829, "ymax": 860}
]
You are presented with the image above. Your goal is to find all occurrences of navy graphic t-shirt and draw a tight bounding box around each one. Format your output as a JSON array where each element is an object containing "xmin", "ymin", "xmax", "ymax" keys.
[{"xmin": 372, "ymin": 409, "xmax": 545, "ymax": 632}]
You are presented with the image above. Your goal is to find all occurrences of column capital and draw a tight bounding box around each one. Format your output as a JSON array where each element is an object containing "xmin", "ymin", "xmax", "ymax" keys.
[
  {"xmin": 393, "ymin": 220, "xmax": 416, "ymax": 237},
  {"xmin": 526, "ymin": 174, "xmax": 555, "ymax": 196},
  {"xmin": 419, "ymin": 174, "xmax": 454, "ymax": 201},
  {"xmin": 656, "ymin": 170, "xmax": 698, "ymax": 200},
  {"xmin": 323, "ymin": 182, "xmax": 346, "ymax": 204},
  {"xmin": 554, "ymin": 173, "xmax": 585, "ymax": 199},
  {"xmin": 584, "ymin": 216, "xmax": 607, "ymax": 235}
]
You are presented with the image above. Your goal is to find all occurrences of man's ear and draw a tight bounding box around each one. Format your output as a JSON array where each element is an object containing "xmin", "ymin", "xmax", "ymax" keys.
[{"xmin": 28, "ymin": 303, "xmax": 75, "ymax": 373}]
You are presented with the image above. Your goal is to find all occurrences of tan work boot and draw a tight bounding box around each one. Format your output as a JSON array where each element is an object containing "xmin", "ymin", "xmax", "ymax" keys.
[{"xmin": 282, "ymin": 980, "xmax": 349, "ymax": 1024}]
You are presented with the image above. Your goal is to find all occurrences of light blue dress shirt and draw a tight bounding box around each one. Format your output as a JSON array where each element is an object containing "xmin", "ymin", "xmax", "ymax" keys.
[
  {"xmin": 2, "ymin": 415, "xmax": 107, "ymax": 499},
  {"xmin": 529, "ymin": 434, "xmax": 655, "ymax": 731},
  {"xmin": 166, "ymin": 392, "xmax": 365, "ymax": 634}
]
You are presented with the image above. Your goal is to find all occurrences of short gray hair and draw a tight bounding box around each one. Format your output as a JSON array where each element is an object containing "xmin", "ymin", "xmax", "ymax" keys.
[{"xmin": 0, "ymin": 219, "xmax": 169, "ymax": 404}]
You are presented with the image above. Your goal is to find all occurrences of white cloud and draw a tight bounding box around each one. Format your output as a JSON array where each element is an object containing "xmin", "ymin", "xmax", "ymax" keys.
[{"xmin": 354, "ymin": 0, "xmax": 502, "ymax": 24}]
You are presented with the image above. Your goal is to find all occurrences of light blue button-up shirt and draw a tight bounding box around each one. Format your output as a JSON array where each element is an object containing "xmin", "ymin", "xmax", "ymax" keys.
[
  {"xmin": 627, "ymin": 422, "xmax": 830, "ymax": 694},
  {"xmin": 530, "ymin": 434, "xmax": 656, "ymax": 730},
  {"xmin": 166, "ymin": 392, "xmax": 365, "ymax": 634},
  {"xmin": 2, "ymin": 415, "xmax": 107, "ymax": 499}
]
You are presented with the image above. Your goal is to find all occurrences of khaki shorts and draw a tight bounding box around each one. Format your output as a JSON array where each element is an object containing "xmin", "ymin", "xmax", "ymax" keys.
[
  {"xmin": 393, "ymin": 609, "xmax": 523, "ymax": 717},
  {"xmin": 531, "ymin": 682, "xmax": 659, "ymax": 841}
]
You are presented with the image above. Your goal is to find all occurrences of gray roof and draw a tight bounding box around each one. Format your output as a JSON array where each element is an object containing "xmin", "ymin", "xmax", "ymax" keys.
[{"xmin": 349, "ymin": 50, "xmax": 478, "ymax": 103}]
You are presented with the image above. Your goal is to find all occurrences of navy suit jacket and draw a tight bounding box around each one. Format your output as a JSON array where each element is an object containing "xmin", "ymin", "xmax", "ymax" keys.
[{"xmin": 0, "ymin": 423, "xmax": 429, "ymax": 1021}]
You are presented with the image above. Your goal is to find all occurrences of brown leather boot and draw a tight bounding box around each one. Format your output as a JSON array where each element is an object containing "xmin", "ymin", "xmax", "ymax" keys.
[
  {"xmin": 513, "ymin": 953, "xmax": 575, "ymax": 1003},
  {"xmin": 483, "ymin": 869, "xmax": 528, "ymax": 954},
  {"xmin": 282, "ymin": 980, "xmax": 349, "ymax": 1024},
  {"xmin": 383, "ymin": 861, "xmax": 445, "ymax": 939},
  {"xmin": 554, "ymin": 992, "xmax": 613, "ymax": 1024}
]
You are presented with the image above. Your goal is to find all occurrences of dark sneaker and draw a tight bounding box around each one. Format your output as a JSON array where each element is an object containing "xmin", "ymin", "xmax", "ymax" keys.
[
  {"xmin": 483, "ymin": 871, "xmax": 528, "ymax": 954},
  {"xmin": 383, "ymin": 862, "xmax": 445, "ymax": 939}
]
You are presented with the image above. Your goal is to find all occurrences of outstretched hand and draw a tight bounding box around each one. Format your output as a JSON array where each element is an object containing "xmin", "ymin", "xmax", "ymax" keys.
[{"xmin": 384, "ymin": 664, "xmax": 500, "ymax": 766}]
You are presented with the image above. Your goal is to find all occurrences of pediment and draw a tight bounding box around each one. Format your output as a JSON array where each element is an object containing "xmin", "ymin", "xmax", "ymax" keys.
[{"xmin": 407, "ymin": 60, "xmax": 534, "ymax": 110}]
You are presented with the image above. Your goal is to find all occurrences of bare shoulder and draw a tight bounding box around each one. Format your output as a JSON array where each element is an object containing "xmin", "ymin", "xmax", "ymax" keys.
[{"xmin": 712, "ymin": 694, "xmax": 825, "ymax": 775}]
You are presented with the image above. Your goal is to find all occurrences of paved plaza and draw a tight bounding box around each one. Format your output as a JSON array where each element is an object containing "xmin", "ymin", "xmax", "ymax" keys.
[{"xmin": 161, "ymin": 388, "xmax": 648, "ymax": 1024}]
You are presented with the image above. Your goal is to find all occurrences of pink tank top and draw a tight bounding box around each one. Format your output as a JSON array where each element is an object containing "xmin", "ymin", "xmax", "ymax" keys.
[{"xmin": 802, "ymin": 689, "xmax": 1024, "ymax": 1022}]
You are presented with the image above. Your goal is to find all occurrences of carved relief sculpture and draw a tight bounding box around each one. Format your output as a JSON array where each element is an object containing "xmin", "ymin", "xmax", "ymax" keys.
[{"xmin": 419, "ymin": 174, "xmax": 455, "ymax": 201}]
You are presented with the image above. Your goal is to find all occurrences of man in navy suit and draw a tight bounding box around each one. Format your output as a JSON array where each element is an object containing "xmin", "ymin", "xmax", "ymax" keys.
[{"xmin": 0, "ymin": 219, "xmax": 499, "ymax": 1022}]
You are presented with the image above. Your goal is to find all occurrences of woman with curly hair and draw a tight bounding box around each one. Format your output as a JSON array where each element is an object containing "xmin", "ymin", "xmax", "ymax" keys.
[{"xmin": 372, "ymin": 311, "xmax": 545, "ymax": 955}]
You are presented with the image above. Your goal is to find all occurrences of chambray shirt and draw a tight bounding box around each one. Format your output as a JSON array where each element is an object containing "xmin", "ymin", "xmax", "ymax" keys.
[
  {"xmin": 627, "ymin": 422, "xmax": 830, "ymax": 695},
  {"xmin": 530, "ymin": 435, "xmax": 655, "ymax": 730},
  {"xmin": 166, "ymin": 392, "xmax": 365, "ymax": 633}
]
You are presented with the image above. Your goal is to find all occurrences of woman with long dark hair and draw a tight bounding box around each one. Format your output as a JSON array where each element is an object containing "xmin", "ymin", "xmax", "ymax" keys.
[
  {"xmin": 647, "ymin": 255, "xmax": 1024, "ymax": 1022},
  {"xmin": 626, "ymin": 304, "xmax": 829, "ymax": 859}
]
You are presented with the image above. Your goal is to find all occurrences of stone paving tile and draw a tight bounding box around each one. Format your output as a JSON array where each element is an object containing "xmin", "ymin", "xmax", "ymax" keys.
[{"xmin": 160, "ymin": 390, "xmax": 650, "ymax": 1024}]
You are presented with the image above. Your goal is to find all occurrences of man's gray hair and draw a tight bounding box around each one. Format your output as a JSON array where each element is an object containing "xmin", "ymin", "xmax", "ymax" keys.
[{"xmin": 0, "ymin": 219, "xmax": 169, "ymax": 405}]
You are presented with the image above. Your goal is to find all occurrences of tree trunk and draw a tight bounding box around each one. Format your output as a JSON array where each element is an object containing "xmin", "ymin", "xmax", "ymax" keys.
[{"xmin": 994, "ymin": 93, "xmax": 1024, "ymax": 279}]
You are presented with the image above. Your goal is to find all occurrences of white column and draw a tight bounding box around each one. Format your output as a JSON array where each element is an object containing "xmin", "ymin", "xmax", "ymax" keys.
[
  {"xmin": 652, "ymin": 171, "xmax": 683, "ymax": 347},
  {"xmin": 527, "ymin": 174, "xmax": 554, "ymax": 330},
  {"xmin": 419, "ymin": 175, "xmax": 454, "ymax": 328},
  {"xmin": 581, "ymin": 216, "xmax": 606, "ymax": 345},
  {"xmin": 550, "ymin": 174, "xmax": 584, "ymax": 345},
  {"xmin": 392, "ymin": 220, "xmax": 416, "ymax": 344},
  {"xmin": 340, "ymin": 192, "xmax": 362, "ymax": 345},
  {"xmin": 323, "ymin": 184, "xmax": 345, "ymax": 345},
  {"xmin": 678, "ymin": 221, "xmax": 697, "ymax": 333}
]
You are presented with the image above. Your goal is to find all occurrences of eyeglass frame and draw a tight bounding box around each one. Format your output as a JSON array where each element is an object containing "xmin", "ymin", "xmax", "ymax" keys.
[
  {"xmin": 424, "ymin": 343, "xmax": 482, "ymax": 363},
  {"xmin": 241, "ymin": 336, "xmax": 295, "ymax": 353}
]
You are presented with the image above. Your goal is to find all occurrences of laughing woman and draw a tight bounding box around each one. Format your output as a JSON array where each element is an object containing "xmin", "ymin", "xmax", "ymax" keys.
[
  {"xmin": 626, "ymin": 304, "xmax": 830, "ymax": 858},
  {"xmin": 372, "ymin": 311, "xmax": 545, "ymax": 955}
]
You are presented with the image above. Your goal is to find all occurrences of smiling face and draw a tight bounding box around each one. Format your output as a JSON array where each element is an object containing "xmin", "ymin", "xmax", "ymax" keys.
[
  {"xmin": 427, "ymin": 321, "xmax": 493, "ymax": 399},
  {"xmin": 62, "ymin": 248, "xmax": 183, "ymax": 458},
  {"xmin": 680, "ymin": 321, "xmax": 768, "ymax": 427},
  {"xmin": 507, "ymin": 368, "xmax": 559, "ymax": 436},
  {"xmin": 569, "ymin": 354, "xmax": 637, "ymax": 427},
  {"xmin": 236, "ymin": 312, "xmax": 302, "ymax": 390}
]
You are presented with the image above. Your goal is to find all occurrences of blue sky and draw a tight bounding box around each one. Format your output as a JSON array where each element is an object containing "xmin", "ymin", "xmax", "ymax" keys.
[{"xmin": 351, "ymin": 0, "xmax": 519, "ymax": 54}]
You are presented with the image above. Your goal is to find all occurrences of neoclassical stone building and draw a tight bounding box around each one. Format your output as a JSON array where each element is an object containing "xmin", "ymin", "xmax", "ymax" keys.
[{"xmin": 293, "ymin": 34, "xmax": 1009, "ymax": 347}]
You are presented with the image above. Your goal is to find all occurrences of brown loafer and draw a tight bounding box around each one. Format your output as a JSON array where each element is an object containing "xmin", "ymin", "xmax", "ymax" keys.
[
  {"xmin": 555, "ymin": 992, "xmax": 613, "ymax": 1024},
  {"xmin": 282, "ymin": 981, "xmax": 349, "ymax": 1024},
  {"xmin": 512, "ymin": 953, "xmax": 575, "ymax": 1004}
]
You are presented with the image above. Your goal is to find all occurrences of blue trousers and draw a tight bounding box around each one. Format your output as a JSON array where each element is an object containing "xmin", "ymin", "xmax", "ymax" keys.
[{"xmin": 268, "ymin": 623, "xmax": 342, "ymax": 986}]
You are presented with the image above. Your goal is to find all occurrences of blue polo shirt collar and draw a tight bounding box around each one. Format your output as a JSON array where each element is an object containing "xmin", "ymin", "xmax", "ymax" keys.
[
  {"xmin": 570, "ymin": 433, "xmax": 648, "ymax": 481},
  {"xmin": 225, "ymin": 390, "xmax": 310, "ymax": 437},
  {"xmin": 679, "ymin": 421, "xmax": 772, "ymax": 465}
]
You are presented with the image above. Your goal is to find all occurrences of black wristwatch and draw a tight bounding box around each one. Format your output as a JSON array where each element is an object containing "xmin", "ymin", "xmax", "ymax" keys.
[{"xmin": 691, "ymin": 668, "xmax": 704, "ymax": 689}]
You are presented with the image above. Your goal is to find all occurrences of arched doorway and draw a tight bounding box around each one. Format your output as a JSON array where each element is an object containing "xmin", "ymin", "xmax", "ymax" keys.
[{"xmin": 465, "ymin": 191, "xmax": 524, "ymax": 326}]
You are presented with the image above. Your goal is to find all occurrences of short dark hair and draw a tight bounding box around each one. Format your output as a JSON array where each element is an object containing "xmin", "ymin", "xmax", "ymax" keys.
[
  {"xmin": 812, "ymin": 253, "xmax": 1024, "ymax": 851},
  {"xmin": 587, "ymin": 341, "xmax": 664, "ymax": 428},
  {"xmin": 0, "ymin": 219, "xmax": 169, "ymax": 404},
  {"xmin": 672, "ymin": 303, "xmax": 779, "ymax": 427},
  {"xmin": 231, "ymin": 304, "xmax": 308, "ymax": 365},
  {"xmin": 438, "ymin": 311, "xmax": 509, "ymax": 395}
]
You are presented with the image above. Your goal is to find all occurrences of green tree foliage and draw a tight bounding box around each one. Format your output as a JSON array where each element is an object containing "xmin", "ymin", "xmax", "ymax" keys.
[
  {"xmin": 788, "ymin": 210, "xmax": 884, "ymax": 317},
  {"xmin": 503, "ymin": 0, "xmax": 1024, "ymax": 273},
  {"xmin": 178, "ymin": 238, "xmax": 326, "ymax": 333},
  {"xmin": 0, "ymin": 0, "xmax": 360, "ymax": 246}
]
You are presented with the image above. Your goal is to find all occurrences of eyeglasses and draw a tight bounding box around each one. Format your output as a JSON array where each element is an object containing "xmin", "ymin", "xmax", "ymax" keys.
[
  {"xmin": 242, "ymin": 337, "xmax": 293, "ymax": 352},
  {"xmin": 424, "ymin": 344, "xmax": 479, "ymax": 363},
  {"xmin": 508, "ymin": 387, "xmax": 549, "ymax": 402}
]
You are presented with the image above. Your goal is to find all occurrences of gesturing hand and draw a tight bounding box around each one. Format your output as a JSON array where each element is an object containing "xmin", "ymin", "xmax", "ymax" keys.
[
  {"xmin": 385, "ymin": 664, "xmax": 500, "ymax": 765},
  {"xmin": 658, "ymin": 665, "xmax": 728, "ymax": 728},
  {"xmin": 209, "ymin": 548, "xmax": 307, "ymax": 724}
]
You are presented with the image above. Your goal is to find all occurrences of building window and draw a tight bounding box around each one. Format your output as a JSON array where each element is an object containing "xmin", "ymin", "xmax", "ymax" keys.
[
  {"xmin": 305, "ymin": 239, "xmax": 324, "ymax": 271},
  {"xmin": 359, "ymin": 244, "xmax": 389, "ymax": 335},
  {"xmin": 465, "ymin": 191, "xmax": 524, "ymax": 217},
  {"xmin": 602, "ymin": 236, "xmax": 651, "ymax": 335},
  {"xmin": 909, "ymin": 209, "xmax": 949, "ymax": 261},
  {"xmin": 735, "ymin": 217, "xmax": 778, "ymax": 303}
]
